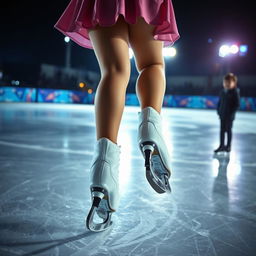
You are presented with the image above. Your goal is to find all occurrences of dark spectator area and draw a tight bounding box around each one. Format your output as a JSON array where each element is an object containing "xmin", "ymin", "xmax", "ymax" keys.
[{"xmin": 0, "ymin": 63, "xmax": 255, "ymax": 97}]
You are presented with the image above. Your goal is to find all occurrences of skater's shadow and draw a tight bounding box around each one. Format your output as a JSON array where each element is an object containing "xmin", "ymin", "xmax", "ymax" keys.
[
  {"xmin": 0, "ymin": 231, "xmax": 95, "ymax": 256},
  {"xmin": 212, "ymin": 153, "xmax": 230, "ymax": 213}
]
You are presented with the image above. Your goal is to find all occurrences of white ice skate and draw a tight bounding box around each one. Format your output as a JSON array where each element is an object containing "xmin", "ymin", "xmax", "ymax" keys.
[
  {"xmin": 86, "ymin": 137, "xmax": 121, "ymax": 232},
  {"xmin": 137, "ymin": 106, "xmax": 172, "ymax": 193}
]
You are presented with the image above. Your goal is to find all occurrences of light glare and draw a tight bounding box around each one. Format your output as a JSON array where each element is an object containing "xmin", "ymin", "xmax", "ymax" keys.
[
  {"xmin": 64, "ymin": 36, "xmax": 70, "ymax": 43},
  {"xmin": 230, "ymin": 44, "xmax": 239, "ymax": 54},
  {"xmin": 219, "ymin": 45, "xmax": 229, "ymax": 57},
  {"xmin": 239, "ymin": 45, "xmax": 248, "ymax": 56},
  {"xmin": 163, "ymin": 47, "xmax": 177, "ymax": 58}
]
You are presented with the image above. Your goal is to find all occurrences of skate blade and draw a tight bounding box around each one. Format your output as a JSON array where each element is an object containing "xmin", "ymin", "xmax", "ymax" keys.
[
  {"xmin": 146, "ymin": 167, "xmax": 167, "ymax": 194},
  {"xmin": 141, "ymin": 142, "xmax": 171, "ymax": 194},
  {"xmin": 86, "ymin": 189, "xmax": 114, "ymax": 232},
  {"xmin": 146, "ymin": 166, "xmax": 171, "ymax": 194},
  {"xmin": 152, "ymin": 148, "xmax": 171, "ymax": 178}
]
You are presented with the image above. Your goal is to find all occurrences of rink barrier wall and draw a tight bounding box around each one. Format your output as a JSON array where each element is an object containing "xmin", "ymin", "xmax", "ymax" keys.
[{"xmin": 1, "ymin": 86, "xmax": 256, "ymax": 111}]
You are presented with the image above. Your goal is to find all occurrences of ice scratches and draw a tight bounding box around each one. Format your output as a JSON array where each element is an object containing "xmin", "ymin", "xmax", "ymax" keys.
[
  {"xmin": 112, "ymin": 197, "xmax": 177, "ymax": 248},
  {"xmin": 223, "ymin": 220, "xmax": 250, "ymax": 249},
  {"xmin": 0, "ymin": 179, "xmax": 31, "ymax": 205},
  {"xmin": 212, "ymin": 237, "xmax": 248, "ymax": 256},
  {"xmin": 72, "ymin": 196, "xmax": 178, "ymax": 256},
  {"xmin": 70, "ymin": 228, "xmax": 113, "ymax": 256},
  {"xmin": 112, "ymin": 214, "xmax": 156, "ymax": 245},
  {"xmin": 210, "ymin": 215, "xmax": 253, "ymax": 255},
  {"xmin": 194, "ymin": 235, "xmax": 201, "ymax": 256},
  {"xmin": 176, "ymin": 211, "xmax": 209, "ymax": 238},
  {"xmin": 0, "ymin": 246, "xmax": 25, "ymax": 255},
  {"xmin": 206, "ymin": 237, "xmax": 218, "ymax": 256},
  {"xmin": 0, "ymin": 140, "xmax": 93, "ymax": 156},
  {"xmin": 176, "ymin": 209, "xmax": 254, "ymax": 256},
  {"xmin": 233, "ymin": 207, "xmax": 256, "ymax": 222},
  {"xmin": 76, "ymin": 194, "xmax": 255, "ymax": 256}
]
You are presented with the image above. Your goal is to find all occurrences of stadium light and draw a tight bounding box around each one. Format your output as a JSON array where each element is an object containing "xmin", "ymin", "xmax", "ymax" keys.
[
  {"xmin": 129, "ymin": 47, "xmax": 177, "ymax": 59},
  {"xmin": 219, "ymin": 43, "xmax": 248, "ymax": 57},
  {"xmin": 230, "ymin": 44, "xmax": 239, "ymax": 54},
  {"xmin": 64, "ymin": 37, "xmax": 71, "ymax": 68},
  {"xmin": 163, "ymin": 47, "xmax": 177, "ymax": 58},
  {"xmin": 239, "ymin": 45, "xmax": 248, "ymax": 56},
  {"xmin": 219, "ymin": 45, "xmax": 230, "ymax": 57},
  {"xmin": 64, "ymin": 36, "xmax": 70, "ymax": 43}
]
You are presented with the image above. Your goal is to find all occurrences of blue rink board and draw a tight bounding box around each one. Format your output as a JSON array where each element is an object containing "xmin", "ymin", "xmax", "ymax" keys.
[{"xmin": 1, "ymin": 86, "xmax": 256, "ymax": 111}]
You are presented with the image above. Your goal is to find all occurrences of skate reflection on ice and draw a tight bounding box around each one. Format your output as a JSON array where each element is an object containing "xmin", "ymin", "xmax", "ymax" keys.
[
  {"xmin": 226, "ymin": 151, "xmax": 241, "ymax": 182},
  {"xmin": 212, "ymin": 151, "xmax": 241, "ymax": 183},
  {"xmin": 212, "ymin": 153, "xmax": 230, "ymax": 214},
  {"xmin": 211, "ymin": 157, "xmax": 220, "ymax": 178}
]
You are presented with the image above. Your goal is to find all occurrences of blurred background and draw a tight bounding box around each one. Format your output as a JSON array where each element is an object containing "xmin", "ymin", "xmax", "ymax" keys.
[{"xmin": 0, "ymin": 0, "xmax": 255, "ymax": 108}]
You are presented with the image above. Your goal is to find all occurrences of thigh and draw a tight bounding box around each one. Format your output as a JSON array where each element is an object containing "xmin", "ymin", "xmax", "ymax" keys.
[
  {"xmin": 88, "ymin": 15, "xmax": 130, "ymax": 76},
  {"xmin": 128, "ymin": 17, "xmax": 164, "ymax": 72}
]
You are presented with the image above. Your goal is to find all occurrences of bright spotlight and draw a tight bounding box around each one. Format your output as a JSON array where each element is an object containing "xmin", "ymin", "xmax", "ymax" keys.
[
  {"xmin": 240, "ymin": 45, "xmax": 248, "ymax": 53},
  {"xmin": 64, "ymin": 36, "xmax": 70, "ymax": 43},
  {"xmin": 129, "ymin": 48, "xmax": 134, "ymax": 59},
  {"xmin": 163, "ymin": 47, "xmax": 177, "ymax": 58},
  {"xmin": 230, "ymin": 44, "xmax": 239, "ymax": 54},
  {"xmin": 169, "ymin": 47, "xmax": 177, "ymax": 57},
  {"xmin": 239, "ymin": 45, "xmax": 248, "ymax": 56},
  {"xmin": 219, "ymin": 45, "xmax": 229, "ymax": 57}
]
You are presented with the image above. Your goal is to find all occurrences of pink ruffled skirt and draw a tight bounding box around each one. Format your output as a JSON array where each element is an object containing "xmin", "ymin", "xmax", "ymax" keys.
[{"xmin": 54, "ymin": 0, "xmax": 180, "ymax": 49}]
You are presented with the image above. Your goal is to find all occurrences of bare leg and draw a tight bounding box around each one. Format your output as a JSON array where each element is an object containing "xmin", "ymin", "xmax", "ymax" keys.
[
  {"xmin": 88, "ymin": 16, "xmax": 130, "ymax": 144},
  {"xmin": 128, "ymin": 17, "xmax": 165, "ymax": 114}
]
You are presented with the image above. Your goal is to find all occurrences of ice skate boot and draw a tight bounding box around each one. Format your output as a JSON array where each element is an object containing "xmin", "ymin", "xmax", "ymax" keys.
[
  {"xmin": 224, "ymin": 145, "xmax": 231, "ymax": 153},
  {"xmin": 137, "ymin": 106, "xmax": 172, "ymax": 194},
  {"xmin": 214, "ymin": 145, "xmax": 225, "ymax": 154},
  {"xmin": 86, "ymin": 137, "xmax": 121, "ymax": 232}
]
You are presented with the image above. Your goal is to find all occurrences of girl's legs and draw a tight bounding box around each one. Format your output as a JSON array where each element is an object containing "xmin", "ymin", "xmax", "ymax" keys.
[
  {"xmin": 88, "ymin": 15, "xmax": 130, "ymax": 144},
  {"xmin": 86, "ymin": 16, "xmax": 130, "ymax": 231},
  {"xmin": 129, "ymin": 18, "xmax": 171, "ymax": 193},
  {"xmin": 128, "ymin": 17, "xmax": 165, "ymax": 114}
]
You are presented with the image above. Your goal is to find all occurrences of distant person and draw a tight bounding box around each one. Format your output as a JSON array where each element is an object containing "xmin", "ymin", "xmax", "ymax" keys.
[
  {"xmin": 214, "ymin": 73, "xmax": 240, "ymax": 153},
  {"xmin": 54, "ymin": 0, "xmax": 179, "ymax": 232}
]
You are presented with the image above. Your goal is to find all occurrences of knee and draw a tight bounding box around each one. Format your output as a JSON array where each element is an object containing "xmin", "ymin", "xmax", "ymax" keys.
[
  {"xmin": 137, "ymin": 62, "xmax": 165, "ymax": 73},
  {"xmin": 101, "ymin": 63, "xmax": 130, "ymax": 83}
]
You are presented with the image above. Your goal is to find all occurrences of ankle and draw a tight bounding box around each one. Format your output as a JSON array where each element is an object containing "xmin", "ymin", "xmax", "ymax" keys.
[{"xmin": 97, "ymin": 137, "xmax": 118, "ymax": 145}]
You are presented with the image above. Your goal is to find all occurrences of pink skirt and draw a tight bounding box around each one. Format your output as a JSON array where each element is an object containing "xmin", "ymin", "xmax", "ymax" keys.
[{"xmin": 54, "ymin": 0, "xmax": 180, "ymax": 49}]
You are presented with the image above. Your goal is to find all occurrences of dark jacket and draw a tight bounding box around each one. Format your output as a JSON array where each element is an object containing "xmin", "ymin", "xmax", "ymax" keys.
[{"xmin": 217, "ymin": 88, "xmax": 240, "ymax": 120}]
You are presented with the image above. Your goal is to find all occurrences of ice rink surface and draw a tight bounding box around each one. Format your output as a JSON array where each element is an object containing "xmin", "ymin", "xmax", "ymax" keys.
[{"xmin": 0, "ymin": 103, "xmax": 255, "ymax": 256}]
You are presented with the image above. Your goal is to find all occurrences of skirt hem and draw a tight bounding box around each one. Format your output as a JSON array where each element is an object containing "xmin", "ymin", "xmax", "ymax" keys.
[{"xmin": 54, "ymin": 0, "xmax": 180, "ymax": 49}]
